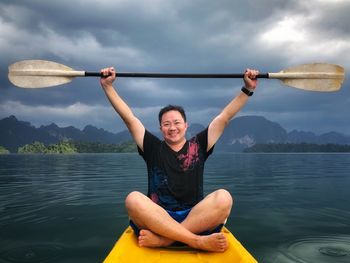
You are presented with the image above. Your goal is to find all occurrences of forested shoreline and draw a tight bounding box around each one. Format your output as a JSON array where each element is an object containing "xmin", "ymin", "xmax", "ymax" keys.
[
  {"xmin": 244, "ymin": 143, "xmax": 350, "ymax": 153},
  {"xmin": 0, "ymin": 141, "xmax": 137, "ymax": 154},
  {"xmin": 1, "ymin": 142, "xmax": 350, "ymax": 154}
]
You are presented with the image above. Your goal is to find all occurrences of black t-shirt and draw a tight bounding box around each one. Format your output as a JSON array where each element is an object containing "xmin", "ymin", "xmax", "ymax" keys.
[{"xmin": 138, "ymin": 128, "xmax": 214, "ymax": 211}]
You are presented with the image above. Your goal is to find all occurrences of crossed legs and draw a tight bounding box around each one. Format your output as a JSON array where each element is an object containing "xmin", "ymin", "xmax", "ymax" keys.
[{"xmin": 125, "ymin": 189, "xmax": 233, "ymax": 252}]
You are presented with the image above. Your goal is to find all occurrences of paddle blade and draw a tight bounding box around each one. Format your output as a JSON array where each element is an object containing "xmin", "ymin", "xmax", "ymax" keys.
[
  {"xmin": 8, "ymin": 60, "xmax": 79, "ymax": 88},
  {"xmin": 270, "ymin": 63, "xmax": 345, "ymax": 92}
]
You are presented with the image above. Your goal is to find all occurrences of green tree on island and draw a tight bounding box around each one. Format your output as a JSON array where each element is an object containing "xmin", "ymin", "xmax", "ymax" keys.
[
  {"xmin": 0, "ymin": 146, "xmax": 10, "ymax": 154},
  {"xmin": 18, "ymin": 141, "xmax": 77, "ymax": 154},
  {"xmin": 16, "ymin": 140, "xmax": 136, "ymax": 154}
]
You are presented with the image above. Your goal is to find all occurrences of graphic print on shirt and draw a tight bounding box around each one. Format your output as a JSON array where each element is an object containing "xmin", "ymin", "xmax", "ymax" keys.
[
  {"xmin": 177, "ymin": 139, "xmax": 200, "ymax": 171},
  {"xmin": 149, "ymin": 166, "xmax": 178, "ymax": 208}
]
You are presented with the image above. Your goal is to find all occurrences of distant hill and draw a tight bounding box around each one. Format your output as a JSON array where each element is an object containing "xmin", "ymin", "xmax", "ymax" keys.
[
  {"xmin": 38, "ymin": 122, "xmax": 131, "ymax": 144},
  {"xmin": 1, "ymin": 115, "xmax": 349, "ymax": 153},
  {"xmin": 287, "ymin": 130, "xmax": 350, "ymax": 145},
  {"xmin": 244, "ymin": 143, "xmax": 350, "ymax": 153},
  {"xmin": 0, "ymin": 116, "xmax": 131, "ymax": 152},
  {"xmin": 0, "ymin": 116, "xmax": 55, "ymax": 153},
  {"xmin": 216, "ymin": 116, "xmax": 288, "ymax": 151}
]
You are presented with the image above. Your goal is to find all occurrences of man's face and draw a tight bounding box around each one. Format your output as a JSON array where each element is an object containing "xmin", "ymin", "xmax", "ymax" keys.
[{"xmin": 160, "ymin": 110, "xmax": 188, "ymax": 146}]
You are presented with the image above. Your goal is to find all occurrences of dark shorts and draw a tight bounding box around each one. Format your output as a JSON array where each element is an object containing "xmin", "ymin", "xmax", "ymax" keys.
[{"xmin": 129, "ymin": 208, "xmax": 224, "ymax": 237}]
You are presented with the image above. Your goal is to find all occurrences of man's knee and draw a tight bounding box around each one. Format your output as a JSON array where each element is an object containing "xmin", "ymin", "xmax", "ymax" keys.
[
  {"xmin": 214, "ymin": 189, "xmax": 233, "ymax": 213},
  {"xmin": 125, "ymin": 191, "xmax": 146, "ymax": 212}
]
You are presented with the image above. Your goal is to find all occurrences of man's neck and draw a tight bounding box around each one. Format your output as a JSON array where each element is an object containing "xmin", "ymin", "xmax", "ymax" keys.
[{"xmin": 165, "ymin": 139, "xmax": 187, "ymax": 152}]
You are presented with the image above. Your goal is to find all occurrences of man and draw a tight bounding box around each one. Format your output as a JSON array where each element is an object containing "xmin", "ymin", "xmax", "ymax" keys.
[{"xmin": 100, "ymin": 67, "xmax": 259, "ymax": 252}]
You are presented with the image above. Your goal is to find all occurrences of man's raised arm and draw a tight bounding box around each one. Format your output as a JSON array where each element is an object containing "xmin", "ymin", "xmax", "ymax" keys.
[
  {"xmin": 207, "ymin": 68, "xmax": 259, "ymax": 151},
  {"xmin": 100, "ymin": 67, "xmax": 145, "ymax": 151}
]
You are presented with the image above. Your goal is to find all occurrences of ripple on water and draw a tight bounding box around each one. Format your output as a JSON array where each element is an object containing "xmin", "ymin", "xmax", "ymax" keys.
[
  {"xmin": 0, "ymin": 244, "xmax": 64, "ymax": 263},
  {"xmin": 273, "ymin": 236, "xmax": 350, "ymax": 263}
]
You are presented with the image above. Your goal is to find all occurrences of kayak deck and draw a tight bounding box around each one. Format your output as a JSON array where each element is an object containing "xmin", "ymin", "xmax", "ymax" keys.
[{"xmin": 104, "ymin": 226, "xmax": 257, "ymax": 263}]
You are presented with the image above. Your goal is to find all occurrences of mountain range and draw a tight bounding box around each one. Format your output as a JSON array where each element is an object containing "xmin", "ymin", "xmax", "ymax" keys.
[{"xmin": 1, "ymin": 115, "xmax": 350, "ymax": 153}]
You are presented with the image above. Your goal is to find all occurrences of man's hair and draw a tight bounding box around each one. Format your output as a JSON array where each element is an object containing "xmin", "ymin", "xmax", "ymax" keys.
[{"xmin": 158, "ymin": 105, "xmax": 187, "ymax": 124}]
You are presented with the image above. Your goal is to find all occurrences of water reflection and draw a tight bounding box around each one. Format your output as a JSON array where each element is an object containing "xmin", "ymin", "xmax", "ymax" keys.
[{"xmin": 270, "ymin": 236, "xmax": 350, "ymax": 263}]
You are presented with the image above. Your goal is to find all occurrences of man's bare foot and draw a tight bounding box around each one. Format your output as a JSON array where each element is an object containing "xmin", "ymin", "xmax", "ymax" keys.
[
  {"xmin": 193, "ymin": 233, "xmax": 228, "ymax": 252},
  {"xmin": 138, "ymin": 230, "xmax": 228, "ymax": 252},
  {"xmin": 138, "ymin": 229, "xmax": 174, "ymax": 248}
]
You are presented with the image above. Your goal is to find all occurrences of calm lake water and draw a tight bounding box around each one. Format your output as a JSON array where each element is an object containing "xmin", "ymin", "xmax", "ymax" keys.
[{"xmin": 0, "ymin": 153, "xmax": 349, "ymax": 263}]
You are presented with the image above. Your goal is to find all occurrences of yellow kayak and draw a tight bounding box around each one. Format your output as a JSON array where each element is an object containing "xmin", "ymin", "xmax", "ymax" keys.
[{"xmin": 104, "ymin": 226, "xmax": 258, "ymax": 263}]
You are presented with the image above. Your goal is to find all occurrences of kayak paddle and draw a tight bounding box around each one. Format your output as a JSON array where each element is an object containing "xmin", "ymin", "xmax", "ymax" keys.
[{"xmin": 8, "ymin": 60, "xmax": 345, "ymax": 91}]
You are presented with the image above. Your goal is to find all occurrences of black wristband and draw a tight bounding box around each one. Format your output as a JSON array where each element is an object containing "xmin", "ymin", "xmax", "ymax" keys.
[{"xmin": 241, "ymin": 86, "xmax": 254, "ymax": 96}]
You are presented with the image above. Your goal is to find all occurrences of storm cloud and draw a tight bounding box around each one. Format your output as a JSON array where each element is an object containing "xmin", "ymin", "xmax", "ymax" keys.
[{"xmin": 1, "ymin": 0, "xmax": 349, "ymax": 134}]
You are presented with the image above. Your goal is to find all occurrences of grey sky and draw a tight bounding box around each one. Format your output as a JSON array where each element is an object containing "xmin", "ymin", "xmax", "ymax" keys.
[{"xmin": 1, "ymin": 0, "xmax": 349, "ymax": 134}]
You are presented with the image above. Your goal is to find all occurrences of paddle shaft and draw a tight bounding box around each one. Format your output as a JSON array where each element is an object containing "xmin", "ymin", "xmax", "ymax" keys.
[
  {"xmin": 86, "ymin": 71, "xmax": 343, "ymax": 79},
  {"xmin": 85, "ymin": 71, "xmax": 269, "ymax": 78}
]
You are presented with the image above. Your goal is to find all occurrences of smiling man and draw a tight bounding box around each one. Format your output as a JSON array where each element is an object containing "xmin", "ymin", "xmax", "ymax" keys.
[{"xmin": 100, "ymin": 67, "xmax": 259, "ymax": 252}]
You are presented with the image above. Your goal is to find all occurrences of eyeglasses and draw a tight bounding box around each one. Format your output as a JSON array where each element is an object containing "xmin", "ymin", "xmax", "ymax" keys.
[{"xmin": 161, "ymin": 120, "xmax": 185, "ymax": 128}]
